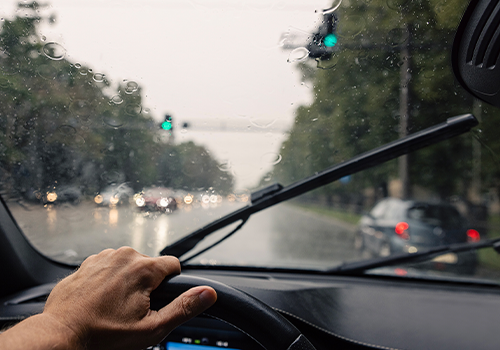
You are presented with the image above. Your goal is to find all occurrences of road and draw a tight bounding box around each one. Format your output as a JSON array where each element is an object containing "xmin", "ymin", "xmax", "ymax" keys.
[{"xmin": 9, "ymin": 200, "xmax": 359, "ymax": 269}]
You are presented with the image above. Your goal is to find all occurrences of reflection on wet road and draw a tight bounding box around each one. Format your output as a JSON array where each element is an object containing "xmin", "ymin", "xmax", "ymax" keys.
[{"xmin": 9, "ymin": 201, "xmax": 359, "ymax": 269}]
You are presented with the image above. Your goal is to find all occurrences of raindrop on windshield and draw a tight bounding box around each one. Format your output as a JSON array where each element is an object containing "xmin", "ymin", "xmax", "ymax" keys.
[
  {"xmin": 263, "ymin": 173, "xmax": 273, "ymax": 182},
  {"xmin": 387, "ymin": 0, "xmax": 410, "ymax": 10},
  {"xmin": 125, "ymin": 103, "xmax": 142, "ymax": 116},
  {"xmin": 315, "ymin": 54, "xmax": 343, "ymax": 70},
  {"xmin": 218, "ymin": 160, "xmax": 232, "ymax": 172},
  {"xmin": 103, "ymin": 115, "xmax": 124, "ymax": 128},
  {"xmin": 386, "ymin": 28, "xmax": 409, "ymax": 47},
  {"xmin": 261, "ymin": 152, "xmax": 282, "ymax": 165},
  {"xmin": 338, "ymin": 16, "xmax": 366, "ymax": 38},
  {"xmin": 287, "ymin": 47, "xmax": 309, "ymax": 63},
  {"xmin": 37, "ymin": 64, "xmax": 58, "ymax": 79},
  {"xmin": 322, "ymin": 0, "xmax": 342, "ymax": 14},
  {"xmin": 124, "ymin": 81, "xmax": 139, "ymax": 94},
  {"xmin": 110, "ymin": 95, "xmax": 124, "ymax": 105},
  {"xmin": 57, "ymin": 125, "xmax": 77, "ymax": 135},
  {"xmin": 70, "ymin": 100, "xmax": 93, "ymax": 124},
  {"xmin": 93, "ymin": 73, "xmax": 105, "ymax": 82},
  {"xmin": 0, "ymin": 77, "xmax": 10, "ymax": 88},
  {"xmin": 42, "ymin": 42, "xmax": 66, "ymax": 60},
  {"xmin": 249, "ymin": 118, "xmax": 276, "ymax": 129}
]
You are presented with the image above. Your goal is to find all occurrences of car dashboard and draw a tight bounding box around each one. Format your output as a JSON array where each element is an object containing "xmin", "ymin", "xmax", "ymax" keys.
[{"xmin": 2, "ymin": 268, "xmax": 500, "ymax": 350}]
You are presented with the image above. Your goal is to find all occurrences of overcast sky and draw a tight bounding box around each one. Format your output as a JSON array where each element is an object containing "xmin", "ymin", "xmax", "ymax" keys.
[{"xmin": 1, "ymin": 0, "xmax": 332, "ymax": 189}]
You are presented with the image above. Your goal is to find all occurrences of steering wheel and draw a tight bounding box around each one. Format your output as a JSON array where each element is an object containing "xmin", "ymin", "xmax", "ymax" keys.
[{"xmin": 151, "ymin": 274, "xmax": 317, "ymax": 350}]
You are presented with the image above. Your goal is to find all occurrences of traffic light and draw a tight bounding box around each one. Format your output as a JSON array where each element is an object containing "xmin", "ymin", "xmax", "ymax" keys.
[
  {"xmin": 161, "ymin": 115, "xmax": 173, "ymax": 131},
  {"xmin": 307, "ymin": 13, "xmax": 338, "ymax": 59}
]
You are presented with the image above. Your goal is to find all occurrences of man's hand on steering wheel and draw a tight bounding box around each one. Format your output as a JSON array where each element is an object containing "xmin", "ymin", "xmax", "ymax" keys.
[{"xmin": 0, "ymin": 247, "xmax": 217, "ymax": 350}]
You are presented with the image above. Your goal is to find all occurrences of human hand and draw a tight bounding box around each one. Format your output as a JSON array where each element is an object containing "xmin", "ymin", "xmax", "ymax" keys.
[{"xmin": 42, "ymin": 247, "xmax": 217, "ymax": 350}]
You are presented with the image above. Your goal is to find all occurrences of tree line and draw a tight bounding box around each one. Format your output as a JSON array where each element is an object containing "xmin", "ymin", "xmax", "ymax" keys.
[
  {"xmin": 271, "ymin": 0, "xmax": 500, "ymax": 208},
  {"xmin": 0, "ymin": 2, "xmax": 233, "ymax": 202}
]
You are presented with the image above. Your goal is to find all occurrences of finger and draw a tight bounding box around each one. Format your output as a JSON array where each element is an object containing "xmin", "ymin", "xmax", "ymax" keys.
[
  {"xmin": 153, "ymin": 255, "xmax": 181, "ymax": 277},
  {"xmin": 140, "ymin": 256, "xmax": 181, "ymax": 292},
  {"xmin": 154, "ymin": 286, "xmax": 217, "ymax": 331}
]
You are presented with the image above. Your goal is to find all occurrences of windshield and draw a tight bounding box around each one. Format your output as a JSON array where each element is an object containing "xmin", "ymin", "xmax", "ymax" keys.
[{"xmin": 2, "ymin": 0, "xmax": 500, "ymax": 281}]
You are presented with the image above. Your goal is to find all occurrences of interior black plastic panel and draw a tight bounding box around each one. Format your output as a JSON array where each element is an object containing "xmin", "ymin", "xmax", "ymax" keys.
[
  {"xmin": 453, "ymin": 0, "xmax": 500, "ymax": 106},
  {"xmin": 0, "ymin": 197, "xmax": 73, "ymax": 297},
  {"xmin": 2, "ymin": 270, "xmax": 500, "ymax": 350}
]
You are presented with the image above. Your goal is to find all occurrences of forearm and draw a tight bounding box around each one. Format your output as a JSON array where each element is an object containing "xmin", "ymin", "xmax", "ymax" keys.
[{"xmin": 0, "ymin": 314, "xmax": 83, "ymax": 350}]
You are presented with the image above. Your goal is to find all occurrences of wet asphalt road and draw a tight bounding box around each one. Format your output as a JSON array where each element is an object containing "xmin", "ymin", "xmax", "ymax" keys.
[{"xmin": 9, "ymin": 200, "xmax": 359, "ymax": 268}]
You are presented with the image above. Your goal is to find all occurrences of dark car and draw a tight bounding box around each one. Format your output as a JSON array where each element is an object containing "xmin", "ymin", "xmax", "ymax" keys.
[
  {"xmin": 356, "ymin": 198, "xmax": 479, "ymax": 273},
  {"xmin": 42, "ymin": 185, "xmax": 82, "ymax": 205}
]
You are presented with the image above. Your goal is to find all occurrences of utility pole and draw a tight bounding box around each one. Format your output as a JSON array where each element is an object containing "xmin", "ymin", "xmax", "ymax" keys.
[{"xmin": 399, "ymin": 24, "xmax": 411, "ymax": 199}]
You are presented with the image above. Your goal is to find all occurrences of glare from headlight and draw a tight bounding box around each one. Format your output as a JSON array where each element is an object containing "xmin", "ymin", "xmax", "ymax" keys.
[
  {"xmin": 135, "ymin": 197, "xmax": 145, "ymax": 207},
  {"xmin": 46, "ymin": 192, "xmax": 57, "ymax": 202},
  {"xmin": 184, "ymin": 195, "xmax": 193, "ymax": 204},
  {"xmin": 109, "ymin": 196, "xmax": 119, "ymax": 205},
  {"xmin": 94, "ymin": 194, "xmax": 103, "ymax": 204},
  {"xmin": 159, "ymin": 198, "xmax": 169, "ymax": 207}
]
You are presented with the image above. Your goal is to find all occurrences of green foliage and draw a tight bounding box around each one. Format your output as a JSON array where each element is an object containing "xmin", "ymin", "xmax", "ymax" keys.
[
  {"xmin": 0, "ymin": 2, "xmax": 233, "ymax": 198},
  {"xmin": 273, "ymin": 0, "xmax": 500, "ymax": 202}
]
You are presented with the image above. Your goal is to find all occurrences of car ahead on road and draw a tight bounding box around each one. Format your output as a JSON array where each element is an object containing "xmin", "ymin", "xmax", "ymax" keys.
[
  {"xmin": 356, "ymin": 198, "xmax": 479, "ymax": 273},
  {"xmin": 3, "ymin": 0, "xmax": 500, "ymax": 350},
  {"xmin": 42, "ymin": 185, "xmax": 82, "ymax": 205},
  {"xmin": 134, "ymin": 187, "xmax": 178, "ymax": 213},
  {"xmin": 94, "ymin": 183, "xmax": 134, "ymax": 207}
]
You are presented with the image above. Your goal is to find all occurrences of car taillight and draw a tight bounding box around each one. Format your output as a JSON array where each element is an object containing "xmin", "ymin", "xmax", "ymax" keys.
[
  {"xmin": 466, "ymin": 229, "xmax": 480, "ymax": 242},
  {"xmin": 395, "ymin": 222, "xmax": 410, "ymax": 240}
]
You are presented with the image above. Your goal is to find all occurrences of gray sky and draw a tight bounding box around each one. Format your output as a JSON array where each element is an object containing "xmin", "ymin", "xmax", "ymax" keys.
[{"xmin": 2, "ymin": 0, "xmax": 332, "ymax": 189}]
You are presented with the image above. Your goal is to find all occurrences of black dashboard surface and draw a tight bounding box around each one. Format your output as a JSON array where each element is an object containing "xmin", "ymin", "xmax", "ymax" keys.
[{"xmin": 2, "ymin": 269, "xmax": 500, "ymax": 350}]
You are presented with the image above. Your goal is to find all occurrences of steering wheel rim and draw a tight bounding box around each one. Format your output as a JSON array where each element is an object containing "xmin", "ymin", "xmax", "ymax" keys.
[{"xmin": 151, "ymin": 274, "xmax": 317, "ymax": 350}]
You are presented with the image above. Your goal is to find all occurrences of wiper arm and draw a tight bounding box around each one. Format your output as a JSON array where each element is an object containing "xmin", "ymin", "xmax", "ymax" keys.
[
  {"xmin": 160, "ymin": 114, "xmax": 478, "ymax": 258},
  {"xmin": 330, "ymin": 238, "xmax": 500, "ymax": 274}
]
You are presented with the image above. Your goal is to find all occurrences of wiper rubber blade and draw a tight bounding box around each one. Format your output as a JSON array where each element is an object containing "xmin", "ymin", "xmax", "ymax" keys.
[
  {"xmin": 160, "ymin": 114, "xmax": 478, "ymax": 258},
  {"xmin": 330, "ymin": 238, "xmax": 500, "ymax": 274}
]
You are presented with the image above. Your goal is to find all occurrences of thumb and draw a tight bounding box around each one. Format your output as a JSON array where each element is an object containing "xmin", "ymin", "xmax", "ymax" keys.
[{"xmin": 156, "ymin": 286, "xmax": 217, "ymax": 331}]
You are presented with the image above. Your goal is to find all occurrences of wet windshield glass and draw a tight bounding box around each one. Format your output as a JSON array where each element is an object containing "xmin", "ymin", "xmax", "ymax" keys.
[{"xmin": 2, "ymin": 0, "xmax": 500, "ymax": 281}]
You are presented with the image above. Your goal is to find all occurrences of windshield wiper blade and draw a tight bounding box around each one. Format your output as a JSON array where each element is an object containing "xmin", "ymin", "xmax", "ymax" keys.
[
  {"xmin": 330, "ymin": 238, "xmax": 500, "ymax": 274},
  {"xmin": 160, "ymin": 114, "xmax": 478, "ymax": 258}
]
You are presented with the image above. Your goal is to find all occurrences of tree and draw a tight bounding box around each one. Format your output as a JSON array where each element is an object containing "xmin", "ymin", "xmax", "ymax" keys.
[
  {"xmin": 272, "ymin": 0, "xmax": 500, "ymax": 204},
  {"xmin": 0, "ymin": 2, "xmax": 233, "ymax": 200}
]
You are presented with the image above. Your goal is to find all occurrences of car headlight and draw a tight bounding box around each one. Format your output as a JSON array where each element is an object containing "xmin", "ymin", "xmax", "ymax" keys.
[{"xmin": 94, "ymin": 194, "xmax": 103, "ymax": 204}]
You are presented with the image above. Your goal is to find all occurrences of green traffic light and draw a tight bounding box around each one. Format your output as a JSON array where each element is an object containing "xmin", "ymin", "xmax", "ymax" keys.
[
  {"xmin": 161, "ymin": 121, "xmax": 172, "ymax": 130},
  {"xmin": 324, "ymin": 33, "xmax": 338, "ymax": 47}
]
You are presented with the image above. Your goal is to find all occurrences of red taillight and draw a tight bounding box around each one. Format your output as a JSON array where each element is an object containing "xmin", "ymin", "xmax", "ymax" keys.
[
  {"xmin": 467, "ymin": 229, "xmax": 480, "ymax": 242},
  {"xmin": 394, "ymin": 268, "xmax": 408, "ymax": 276},
  {"xmin": 395, "ymin": 222, "xmax": 410, "ymax": 240}
]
